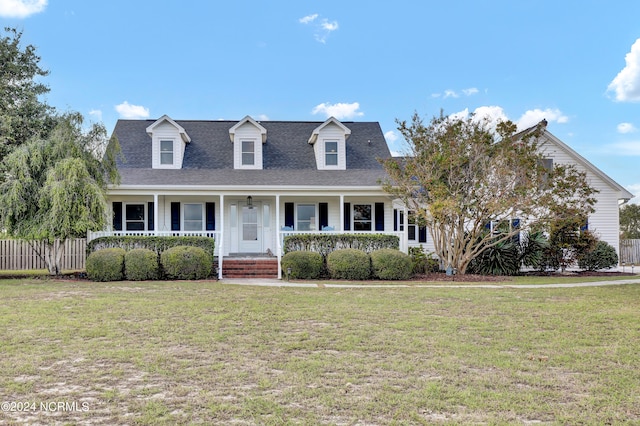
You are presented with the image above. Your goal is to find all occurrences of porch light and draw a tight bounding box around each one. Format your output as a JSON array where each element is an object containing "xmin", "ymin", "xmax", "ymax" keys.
[{"xmin": 247, "ymin": 196, "xmax": 253, "ymax": 209}]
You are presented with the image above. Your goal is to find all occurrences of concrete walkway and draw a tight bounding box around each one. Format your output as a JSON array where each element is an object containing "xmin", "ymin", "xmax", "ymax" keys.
[{"xmin": 219, "ymin": 277, "xmax": 640, "ymax": 289}]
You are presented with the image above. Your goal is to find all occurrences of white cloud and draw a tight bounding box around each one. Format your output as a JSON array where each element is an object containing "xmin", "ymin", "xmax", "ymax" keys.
[
  {"xmin": 299, "ymin": 13, "xmax": 318, "ymax": 24},
  {"xmin": 516, "ymin": 108, "xmax": 568, "ymax": 130},
  {"xmin": 618, "ymin": 122, "xmax": 637, "ymax": 134},
  {"xmin": 451, "ymin": 106, "xmax": 509, "ymax": 133},
  {"xmin": 436, "ymin": 88, "xmax": 479, "ymax": 99},
  {"xmin": 611, "ymin": 141, "xmax": 640, "ymax": 156},
  {"xmin": 608, "ymin": 39, "xmax": 640, "ymax": 102},
  {"xmin": 443, "ymin": 90, "xmax": 459, "ymax": 99},
  {"xmin": 312, "ymin": 102, "xmax": 363, "ymax": 120},
  {"xmin": 300, "ymin": 13, "xmax": 338, "ymax": 43},
  {"xmin": 462, "ymin": 88, "xmax": 479, "ymax": 96},
  {"xmin": 256, "ymin": 114, "xmax": 269, "ymax": 121},
  {"xmin": 115, "ymin": 101, "xmax": 150, "ymax": 119},
  {"xmin": 626, "ymin": 184, "xmax": 640, "ymax": 204},
  {"xmin": 0, "ymin": 0, "xmax": 47, "ymax": 18},
  {"xmin": 88, "ymin": 109, "xmax": 102, "ymax": 121},
  {"xmin": 384, "ymin": 131, "xmax": 398, "ymax": 143}
]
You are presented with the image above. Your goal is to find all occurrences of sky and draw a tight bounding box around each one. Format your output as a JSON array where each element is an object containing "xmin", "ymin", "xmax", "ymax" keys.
[{"xmin": 2, "ymin": 0, "xmax": 640, "ymax": 202}]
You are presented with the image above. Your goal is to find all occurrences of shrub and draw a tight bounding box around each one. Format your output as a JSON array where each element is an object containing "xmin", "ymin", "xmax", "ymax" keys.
[
  {"xmin": 125, "ymin": 248, "xmax": 160, "ymax": 281},
  {"xmin": 326, "ymin": 249, "xmax": 371, "ymax": 280},
  {"xmin": 468, "ymin": 239, "xmax": 520, "ymax": 276},
  {"xmin": 87, "ymin": 236, "xmax": 215, "ymax": 259},
  {"xmin": 578, "ymin": 241, "xmax": 619, "ymax": 271},
  {"xmin": 160, "ymin": 246, "xmax": 212, "ymax": 280},
  {"xmin": 283, "ymin": 233, "xmax": 399, "ymax": 257},
  {"xmin": 281, "ymin": 251, "xmax": 324, "ymax": 279},
  {"xmin": 409, "ymin": 246, "xmax": 440, "ymax": 274},
  {"xmin": 86, "ymin": 248, "xmax": 126, "ymax": 281},
  {"xmin": 371, "ymin": 249, "xmax": 412, "ymax": 280}
]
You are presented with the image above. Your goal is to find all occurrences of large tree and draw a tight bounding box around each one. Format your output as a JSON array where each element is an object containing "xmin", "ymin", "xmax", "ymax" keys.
[
  {"xmin": 0, "ymin": 27, "xmax": 56, "ymax": 160},
  {"xmin": 620, "ymin": 203, "xmax": 640, "ymax": 239},
  {"xmin": 381, "ymin": 112, "xmax": 597, "ymax": 274},
  {"xmin": 0, "ymin": 113, "xmax": 120, "ymax": 274}
]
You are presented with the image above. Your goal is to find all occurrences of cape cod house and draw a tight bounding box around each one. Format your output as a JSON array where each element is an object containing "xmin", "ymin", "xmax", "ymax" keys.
[{"xmin": 90, "ymin": 115, "xmax": 633, "ymax": 278}]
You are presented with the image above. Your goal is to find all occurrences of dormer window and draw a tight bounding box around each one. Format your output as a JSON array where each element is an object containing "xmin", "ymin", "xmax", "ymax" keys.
[
  {"xmin": 325, "ymin": 141, "xmax": 338, "ymax": 166},
  {"xmin": 229, "ymin": 116, "xmax": 267, "ymax": 170},
  {"xmin": 160, "ymin": 140, "xmax": 174, "ymax": 165},
  {"xmin": 308, "ymin": 117, "xmax": 351, "ymax": 170},
  {"xmin": 146, "ymin": 115, "xmax": 191, "ymax": 169},
  {"xmin": 242, "ymin": 140, "xmax": 255, "ymax": 166}
]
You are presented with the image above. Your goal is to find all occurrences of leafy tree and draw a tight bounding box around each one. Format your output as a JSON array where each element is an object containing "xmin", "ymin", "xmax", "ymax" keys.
[
  {"xmin": 0, "ymin": 113, "xmax": 120, "ymax": 274},
  {"xmin": 381, "ymin": 112, "xmax": 597, "ymax": 274},
  {"xmin": 620, "ymin": 203, "xmax": 640, "ymax": 239},
  {"xmin": 0, "ymin": 27, "xmax": 56, "ymax": 161}
]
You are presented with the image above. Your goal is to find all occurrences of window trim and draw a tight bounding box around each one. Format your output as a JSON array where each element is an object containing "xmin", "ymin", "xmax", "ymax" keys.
[
  {"xmin": 160, "ymin": 139, "xmax": 174, "ymax": 166},
  {"xmin": 183, "ymin": 203, "xmax": 204, "ymax": 231},
  {"xmin": 325, "ymin": 140, "xmax": 339, "ymax": 167},
  {"xmin": 125, "ymin": 203, "xmax": 146, "ymax": 231},
  {"xmin": 296, "ymin": 204, "xmax": 316, "ymax": 231},
  {"xmin": 241, "ymin": 140, "xmax": 255, "ymax": 166},
  {"xmin": 352, "ymin": 204, "xmax": 373, "ymax": 231}
]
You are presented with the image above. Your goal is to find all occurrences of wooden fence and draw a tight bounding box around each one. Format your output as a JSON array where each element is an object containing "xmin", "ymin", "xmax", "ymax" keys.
[
  {"xmin": 0, "ymin": 239, "xmax": 86, "ymax": 271},
  {"xmin": 620, "ymin": 239, "xmax": 640, "ymax": 266}
]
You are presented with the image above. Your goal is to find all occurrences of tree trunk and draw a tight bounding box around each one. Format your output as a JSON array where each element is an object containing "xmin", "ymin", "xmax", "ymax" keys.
[{"xmin": 44, "ymin": 239, "xmax": 65, "ymax": 275}]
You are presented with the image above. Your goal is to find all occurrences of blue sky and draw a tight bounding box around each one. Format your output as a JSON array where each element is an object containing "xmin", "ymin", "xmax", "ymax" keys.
[{"xmin": 3, "ymin": 0, "xmax": 640, "ymax": 202}]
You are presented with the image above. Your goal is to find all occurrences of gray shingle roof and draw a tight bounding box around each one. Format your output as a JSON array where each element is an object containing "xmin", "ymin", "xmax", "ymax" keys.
[{"xmin": 113, "ymin": 119, "xmax": 392, "ymax": 187}]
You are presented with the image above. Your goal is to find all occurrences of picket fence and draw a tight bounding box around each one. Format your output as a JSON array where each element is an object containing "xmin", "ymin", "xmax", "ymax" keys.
[
  {"xmin": 620, "ymin": 239, "xmax": 640, "ymax": 266},
  {"xmin": 0, "ymin": 239, "xmax": 86, "ymax": 271}
]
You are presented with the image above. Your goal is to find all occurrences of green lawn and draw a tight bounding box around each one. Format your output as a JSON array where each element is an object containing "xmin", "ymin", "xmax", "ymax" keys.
[{"xmin": 1, "ymin": 279, "xmax": 639, "ymax": 425}]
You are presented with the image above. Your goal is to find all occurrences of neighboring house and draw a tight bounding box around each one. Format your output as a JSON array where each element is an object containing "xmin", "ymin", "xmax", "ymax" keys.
[{"xmin": 91, "ymin": 115, "xmax": 633, "ymax": 278}]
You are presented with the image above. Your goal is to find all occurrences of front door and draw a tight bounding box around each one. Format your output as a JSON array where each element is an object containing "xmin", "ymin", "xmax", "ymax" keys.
[{"xmin": 238, "ymin": 202, "xmax": 261, "ymax": 253}]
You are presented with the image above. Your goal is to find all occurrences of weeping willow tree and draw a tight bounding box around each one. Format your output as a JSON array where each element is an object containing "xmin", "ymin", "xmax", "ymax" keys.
[
  {"xmin": 0, "ymin": 113, "xmax": 120, "ymax": 274},
  {"xmin": 381, "ymin": 112, "xmax": 597, "ymax": 275}
]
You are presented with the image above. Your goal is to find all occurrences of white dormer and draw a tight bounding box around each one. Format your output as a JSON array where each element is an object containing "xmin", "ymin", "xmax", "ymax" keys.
[
  {"xmin": 146, "ymin": 115, "xmax": 191, "ymax": 169},
  {"xmin": 229, "ymin": 116, "xmax": 267, "ymax": 170},
  {"xmin": 308, "ymin": 117, "xmax": 351, "ymax": 170}
]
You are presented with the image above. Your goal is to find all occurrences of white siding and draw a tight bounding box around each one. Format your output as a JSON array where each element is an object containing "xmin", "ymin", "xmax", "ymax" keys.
[
  {"xmin": 233, "ymin": 122, "xmax": 263, "ymax": 170},
  {"xmin": 313, "ymin": 122, "xmax": 347, "ymax": 170},
  {"xmin": 151, "ymin": 121, "xmax": 185, "ymax": 169}
]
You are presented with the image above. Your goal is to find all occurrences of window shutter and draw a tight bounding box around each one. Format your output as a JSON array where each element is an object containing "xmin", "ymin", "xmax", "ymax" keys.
[
  {"xmin": 393, "ymin": 209, "xmax": 398, "ymax": 232},
  {"xmin": 206, "ymin": 202, "xmax": 215, "ymax": 230},
  {"xmin": 319, "ymin": 203, "xmax": 328, "ymax": 230},
  {"xmin": 171, "ymin": 202, "xmax": 180, "ymax": 231},
  {"xmin": 343, "ymin": 203, "xmax": 351, "ymax": 231},
  {"xmin": 375, "ymin": 202, "xmax": 384, "ymax": 231},
  {"xmin": 148, "ymin": 202, "xmax": 154, "ymax": 231},
  {"xmin": 113, "ymin": 202, "xmax": 122, "ymax": 231},
  {"xmin": 285, "ymin": 202, "xmax": 294, "ymax": 228},
  {"xmin": 419, "ymin": 226, "xmax": 427, "ymax": 243}
]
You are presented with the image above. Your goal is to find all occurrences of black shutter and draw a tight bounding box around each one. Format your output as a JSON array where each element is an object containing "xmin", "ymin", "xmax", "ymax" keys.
[
  {"xmin": 285, "ymin": 202, "xmax": 294, "ymax": 228},
  {"xmin": 393, "ymin": 209, "xmax": 398, "ymax": 232},
  {"xmin": 171, "ymin": 202, "xmax": 180, "ymax": 231},
  {"xmin": 148, "ymin": 202, "xmax": 154, "ymax": 231},
  {"xmin": 419, "ymin": 226, "xmax": 427, "ymax": 243},
  {"xmin": 343, "ymin": 202, "xmax": 351, "ymax": 231},
  {"xmin": 375, "ymin": 202, "xmax": 385, "ymax": 231},
  {"xmin": 113, "ymin": 202, "xmax": 122, "ymax": 231},
  {"xmin": 319, "ymin": 202, "xmax": 328, "ymax": 230},
  {"xmin": 206, "ymin": 202, "xmax": 215, "ymax": 230}
]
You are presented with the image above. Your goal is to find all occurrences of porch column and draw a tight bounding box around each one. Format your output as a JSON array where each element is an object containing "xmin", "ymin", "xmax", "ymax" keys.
[
  {"xmin": 276, "ymin": 194, "xmax": 281, "ymax": 279},
  {"xmin": 339, "ymin": 195, "xmax": 344, "ymax": 231},
  {"xmin": 403, "ymin": 206, "xmax": 409, "ymax": 254},
  {"xmin": 218, "ymin": 195, "xmax": 224, "ymax": 280},
  {"xmin": 153, "ymin": 193, "xmax": 159, "ymax": 236}
]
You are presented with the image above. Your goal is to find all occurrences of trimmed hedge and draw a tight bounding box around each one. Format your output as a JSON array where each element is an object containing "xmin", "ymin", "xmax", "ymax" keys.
[
  {"xmin": 326, "ymin": 249, "xmax": 371, "ymax": 280},
  {"xmin": 160, "ymin": 246, "xmax": 212, "ymax": 280},
  {"xmin": 125, "ymin": 248, "xmax": 160, "ymax": 281},
  {"xmin": 281, "ymin": 251, "xmax": 324, "ymax": 279},
  {"xmin": 87, "ymin": 236, "xmax": 215, "ymax": 259},
  {"xmin": 371, "ymin": 249, "xmax": 413, "ymax": 280},
  {"xmin": 578, "ymin": 240, "xmax": 619, "ymax": 271},
  {"xmin": 86, "ymin": 248, "xmax": 126, "ymax": 281},
  {"xmin": 284, "ymin": 234, "xmax": 399, "ymax": 258}
]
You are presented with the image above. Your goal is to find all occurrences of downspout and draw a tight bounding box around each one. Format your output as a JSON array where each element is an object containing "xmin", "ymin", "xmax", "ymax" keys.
[
  {"xmin": 276, "ymin": 194, "xmax": 281, "ymax": 279},
  {"xmin": 218, "ymin": 195, "xmax": 224, "ymax": 280}
]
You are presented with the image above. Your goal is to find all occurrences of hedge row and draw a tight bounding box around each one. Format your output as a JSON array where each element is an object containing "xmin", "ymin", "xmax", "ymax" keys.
[
  {"xmin": 283, "ymin": 233, "xmax": 399, "ymax": 257},
  {"xmin": 87, "ymin": 236, "xmax": 215, "ymax": 259},
  {"xmin": 281, "ymin": 248, "xmax": 412, "ymax": 280},
  {"xmin": 86, "ymin": 245, "xmax": 212, "ymax": 281}
]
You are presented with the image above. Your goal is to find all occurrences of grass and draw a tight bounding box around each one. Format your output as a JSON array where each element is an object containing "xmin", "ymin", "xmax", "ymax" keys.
[{"xmin": 1, "ymin": 278, "xmax": 639, "ymax": 424}]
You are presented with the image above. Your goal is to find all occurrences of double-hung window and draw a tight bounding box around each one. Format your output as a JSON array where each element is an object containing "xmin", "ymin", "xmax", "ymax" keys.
[
  {"xmin": 297, "ymin": 204, "xmax": 316, "ymax": 231},
  {"xmin": 160, "ymin": 140, "xmax": 174, "ymax": 165},
  {"xmin": 184, "ymin": 204, "xmax": 203, "ymax": 231},
  {"xmin": 325, "ymin": 141, "xmax": 338, "ymax": 166},
  {"xmin": 242, "ymin": 140, "xmax": 255, "ymax": 166},
  {"xmin": 353, "ymin": 204, "xmax": 372, "ymax": 231},
  {"xmin": 125, "ymin": 204, "xmax": 145, "ymax": 231}
]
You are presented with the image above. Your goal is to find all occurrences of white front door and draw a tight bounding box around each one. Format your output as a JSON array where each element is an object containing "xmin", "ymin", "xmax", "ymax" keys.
[{"xmin": 238, "ymin": 202, "xmax": 262, "ymax": 253}]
